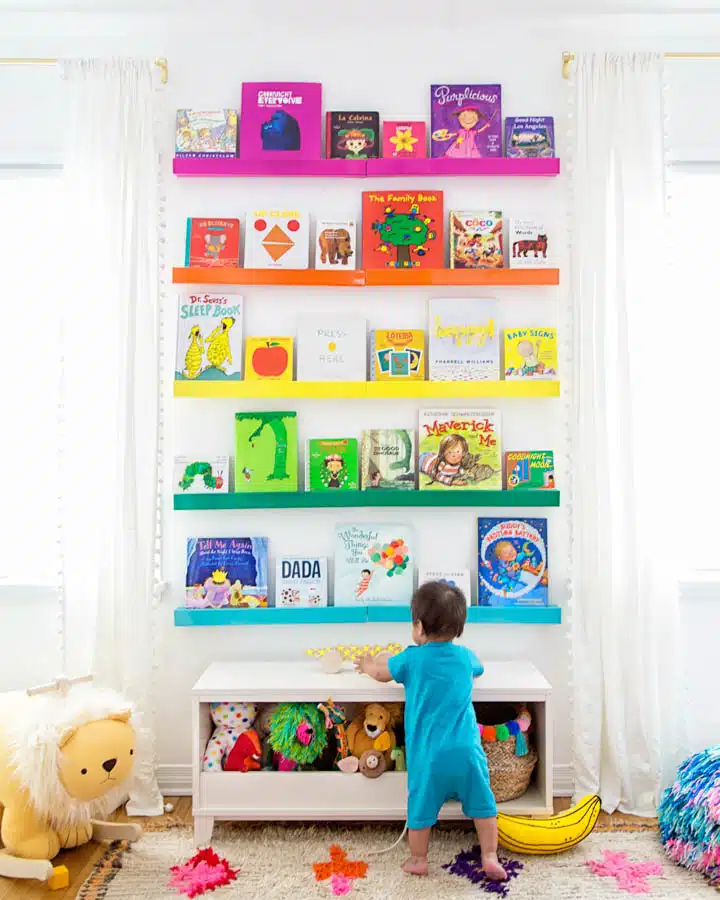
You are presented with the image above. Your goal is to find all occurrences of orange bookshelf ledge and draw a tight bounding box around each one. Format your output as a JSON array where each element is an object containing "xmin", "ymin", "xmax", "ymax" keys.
[
  {"xmin": 172, "ymin": 267, "xmax": 365, "ymax": 287},
  {"xmin": 364, "ymin": 268, "xmax": 560, "ymax": 287}
]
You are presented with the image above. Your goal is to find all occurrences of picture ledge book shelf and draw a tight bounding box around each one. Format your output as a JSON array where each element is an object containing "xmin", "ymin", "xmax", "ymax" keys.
[
  {"xmin": 191, "ymin": 660, "xmax": 554, "ymax": 844},
  {"xmin": 174, "ymin": 381, "xmax": 561, "ymax": 399}
]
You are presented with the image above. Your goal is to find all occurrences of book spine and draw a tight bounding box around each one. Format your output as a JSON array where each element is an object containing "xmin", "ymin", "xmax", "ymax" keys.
[
  {"xmin": 185, "ymin": 218, "xmax": 193, "ymax": 266},
  {"xmin": 305, "ymin": 440, "xmax": 310, "ymax": 491},
  {"xmin": 360, "ymin": 433, "xmax": 369, "ymax": 490},
  {"xmin": 369, "ymin": 330, "xmax": 376, "ymax": 381},
  {"xmin": 325, "ymin": 111, "xmax": 332, "ymax": 159}
]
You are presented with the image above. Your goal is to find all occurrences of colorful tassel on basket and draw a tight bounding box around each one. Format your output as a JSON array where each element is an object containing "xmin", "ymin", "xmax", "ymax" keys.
[{"xmin": 515, "ymin": 731, "xmax": 528, "ymax": 757}]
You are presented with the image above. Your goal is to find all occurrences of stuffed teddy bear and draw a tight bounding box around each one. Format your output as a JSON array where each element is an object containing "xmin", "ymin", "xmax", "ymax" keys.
[
  {"xmin": 203, "ymin": 702, "xmax": 260, "ymax": 772},
  {"xmin": 346, "ymin": 702, "xmax": 402, "ymax": 768}
]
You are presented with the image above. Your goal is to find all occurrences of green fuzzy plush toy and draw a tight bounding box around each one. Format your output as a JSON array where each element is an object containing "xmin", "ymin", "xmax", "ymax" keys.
[{"xmin": 269, "ymin": 703, "xmax": 327, "ymax": 769}]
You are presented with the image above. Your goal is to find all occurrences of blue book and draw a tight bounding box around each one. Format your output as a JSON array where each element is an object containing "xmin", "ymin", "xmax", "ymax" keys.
[
  {"xmin": 478, "ymin": 517, "xmax": 548, "ymax": 607},
  {"xmin": 504, "ymin": 116, "xmax": 555, "ymax": 158},
  {"xmin": 334, "ymin": 523, "xmax": 415, "ymax": 605},
  {"xmin": 185, "ymin": 537, "xmax": 268, "ymax": 609}
]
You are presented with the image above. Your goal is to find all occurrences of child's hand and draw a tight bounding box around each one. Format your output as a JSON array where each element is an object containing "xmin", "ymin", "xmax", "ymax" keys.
[{"xmin": 354, "ymin": 654, "xmax": 374, "ymax": 676}]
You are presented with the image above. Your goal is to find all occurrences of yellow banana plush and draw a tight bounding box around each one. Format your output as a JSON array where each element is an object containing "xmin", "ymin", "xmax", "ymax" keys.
[{"xmin": 497, "ymin": 794, "xmax": 601, "ymax": 855}]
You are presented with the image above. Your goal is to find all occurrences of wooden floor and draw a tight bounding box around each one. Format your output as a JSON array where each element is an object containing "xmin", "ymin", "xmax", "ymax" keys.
[{"xmin": 0, "ymin": 797, "xmax": 655, "ymax": 900}]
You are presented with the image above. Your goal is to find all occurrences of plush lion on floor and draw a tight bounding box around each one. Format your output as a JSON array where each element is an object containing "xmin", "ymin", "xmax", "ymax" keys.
[{"xmin": 0, "ymin": 684, "xmax": 144, "ymax": 882}]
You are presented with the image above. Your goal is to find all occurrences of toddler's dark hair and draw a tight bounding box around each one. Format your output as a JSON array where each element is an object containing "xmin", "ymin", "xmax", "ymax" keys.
[{"xmin": 411, "ymin": 580, "xmax": 467, "ymax": 639}]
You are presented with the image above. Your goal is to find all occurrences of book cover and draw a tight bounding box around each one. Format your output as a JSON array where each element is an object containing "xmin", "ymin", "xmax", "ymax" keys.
[
  {"xmin": 361, "ymin": 189, "xmax": 443, "ymax": 269},
  {"xmin": 382, "ymin": 120, "xmax": 427, "ymax": 158},
  {"xmin": 306, "ymin": 438, "xmax": 359, "ymax": 491},
  {"xmin": 418, "ymin": 409, "xmax": 502, "ymax": 491},
  {"xmin": 430, "ymin": 84, "xmax": 502, "ymax": 158},
  {"xmin": 315, "ymin": 220, "xmax": 357, "ymax": 270},
  {"xmin": 450, "ymin": 210, "xmax": 503, "ymax": 269},
  {"xmin": 478, "ymin": 517, "xmax": 548, "ymax": 607},
  {"xmin": 296, "ymin": 315, "xmax": 366, "ymax": 381},
  {"xmin": 505, "ymin": 116, "xmax": 555, "ymax": 158},
  {"xmin": 175, "ymin": 293, "xmax": 244, "ymax": 382},
  {"xmin": 175, "ymin": 456, "xmax": 230, "ymax": 493},
  {"xmin": 504, "ymin": 451, "xmax": 555, "ymax": 490},
  {"xmin": 334, "ymin": 523, "xmax": 415, "ymax": 605},
  {"xmin": 185, "ymin": 537, "xmax": 269, "ymax": 609},
  {"xmin": 504, "ymin": 328, "xmax": 558, "ymax": 379},
  {"xmin": 360, "ymin": 429, "xmax": 416, "ymax": 491},
  {"xmin": 239, "ymin": 82, "xmax": 322, "ymax": 160},
  {"xmin": 417, "ymin": 568, "xmax": 472, "ymax": 605},
  {"xmin": 326, "ymin": 111, "xmax": 379, "ymax": 159},
  {"xmin": 245, "ymin": 208, "xmax": 309, "ymax": 269},
  {"xmin": 428, "ymin": 298, "xmax": 499, "ymax": 381},
  {"xmin": 509, "ymin": 220, "xmax": 550, "ymax": 268},
  {"xmin": 234, "ymin": 411, "xmax": 298, "ymax": 493},
  {"xmin": 275, "ymin": 556, "xmax": 328, "ymax": 607},
  {"xmin": 185, "ymin": 218, "xmax": 241, "ymax": 268},
  {"xmin": 175, "ymin": 109, "xmax": 238, "ymax": 158},
  {"xmin": 370, "ymin": 329, "xmax": 425, "ymax": 381},
  {"xmin": 245, "ymin": 337, "xmax": 293, "ymax": 381}
]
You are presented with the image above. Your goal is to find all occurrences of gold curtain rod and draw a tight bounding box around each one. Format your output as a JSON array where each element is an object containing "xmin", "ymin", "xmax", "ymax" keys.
[
  {"xmin": 0, "ymin": 56, "xmax": 168, "ymax": 84},
  {"xmin": 562, "ymin": 50, "xmax": 720, "ymax": 79}
]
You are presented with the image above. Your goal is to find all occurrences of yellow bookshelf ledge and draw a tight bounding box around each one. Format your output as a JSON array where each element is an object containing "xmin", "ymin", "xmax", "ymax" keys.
[{"xmin": 173, "ymin": 380, "xmax": 561, "ymax": 399}]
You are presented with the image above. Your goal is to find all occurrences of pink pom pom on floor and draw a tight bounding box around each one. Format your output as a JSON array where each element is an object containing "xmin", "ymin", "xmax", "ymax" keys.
[{"xmin": 168, "ymin": 847, "xmax": 239, "ymax": 897}]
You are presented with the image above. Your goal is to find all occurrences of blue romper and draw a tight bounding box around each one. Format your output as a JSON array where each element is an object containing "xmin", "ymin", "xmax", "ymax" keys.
[{"xmin": 388, "ymin": 642, "xmax": 496, "ymax": 830}]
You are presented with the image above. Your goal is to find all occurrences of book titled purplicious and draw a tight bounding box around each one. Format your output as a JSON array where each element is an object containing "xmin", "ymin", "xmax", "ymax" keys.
[
  {"xmin": 505, "ymin": 116, "xmax": 555, "ymax": 158},
  {"xmin": 430, "ymin": 84, "xmax": 502, "ymax": 158},
  {"xmin": 477, "ymin": 517, "xmax": 548, "ymax": 607}
]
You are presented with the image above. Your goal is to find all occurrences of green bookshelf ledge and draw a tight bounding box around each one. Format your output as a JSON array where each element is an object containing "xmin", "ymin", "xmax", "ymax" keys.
[
  {"xmin": 173, "ymin": 605, "xmax": 562, "ymax": 627},
  {"xmin": 174, "ymin": 490, "xmax": 560, "ymax": 510}
]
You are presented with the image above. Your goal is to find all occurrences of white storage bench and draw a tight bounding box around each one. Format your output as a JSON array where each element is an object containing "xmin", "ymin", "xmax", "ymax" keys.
[{"xmin": 191, "ymin": 660, "xmax": 553, "ymax": 845}]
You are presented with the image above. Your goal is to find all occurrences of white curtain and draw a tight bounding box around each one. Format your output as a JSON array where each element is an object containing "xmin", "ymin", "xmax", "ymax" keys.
[
  {"xmin": 568, "ymin": 53, "xmax": 683, "ymax": 816},
  {"xmin": 59, "ymin": 59, "xmax": 165, "ymax": 816}
]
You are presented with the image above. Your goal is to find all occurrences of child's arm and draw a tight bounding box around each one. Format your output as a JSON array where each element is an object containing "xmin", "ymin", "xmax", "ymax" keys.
[{"xmin": 354, "ymin": 651, "xmax": 393, "ymax": 683}]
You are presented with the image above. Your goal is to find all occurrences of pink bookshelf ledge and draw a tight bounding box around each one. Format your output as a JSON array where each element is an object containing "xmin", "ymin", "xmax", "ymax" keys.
[
  {"xmin": 366, "ymin": 157, "xmax": 560, "ymax": 177},
  {"xmin": 172, "ymin": 158, "xmax": 367, "ymax": 178}
]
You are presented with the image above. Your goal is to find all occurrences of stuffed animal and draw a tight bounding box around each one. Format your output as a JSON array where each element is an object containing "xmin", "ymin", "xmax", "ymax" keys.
[
  {"xmin": 346, "ymin": 702, "xmax": 402, "ymax": 767},
  {"xmin": 256, "ymin": 703, "xmax": 279, "ymax": 769},
  {"xmin": 268, "ymin": 703, "xmax": 327, "ymax": 771},
  {"xmin": 0, "ymin": 679, "xmax": 143, "ymax": 887},
  {"xmin": 359, "ymin": 749, "xmax": 386, "ymax": 778},
  {"xmin": 203, "ymin": 702, "xmax": 259, "ymax": 772}
]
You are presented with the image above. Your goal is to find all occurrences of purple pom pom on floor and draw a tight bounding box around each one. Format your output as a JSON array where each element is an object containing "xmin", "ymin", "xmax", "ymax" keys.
[{"xmin": 443, "ymin": 845, "xmax": 523, "ymax": 897}]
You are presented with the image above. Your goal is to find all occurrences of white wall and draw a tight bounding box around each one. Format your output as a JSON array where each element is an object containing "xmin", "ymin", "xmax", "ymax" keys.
[{"xmin": 2, "ymin": 6, "xmax": 720, "ymax": 793}]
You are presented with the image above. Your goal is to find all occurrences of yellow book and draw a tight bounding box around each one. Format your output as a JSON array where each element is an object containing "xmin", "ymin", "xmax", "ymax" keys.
[
  {"xmin": 245, "ymin": 337, "xmax": 294, "ymax": 381},
  {"xmin": 504, "ymin": 328, "xmax": 558, "ymax": 380},
  {"xmin": 370, "ymin": 329, "xmax": 425, "ymax": 381}
]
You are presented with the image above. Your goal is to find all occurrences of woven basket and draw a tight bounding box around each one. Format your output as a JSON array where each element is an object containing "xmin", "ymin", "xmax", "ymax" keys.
[{"xmin": 476, "ymin": 702, "xmax": 538, "ymax": 803}]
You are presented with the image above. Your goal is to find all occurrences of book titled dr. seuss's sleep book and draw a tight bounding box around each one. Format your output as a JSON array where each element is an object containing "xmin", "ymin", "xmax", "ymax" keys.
[
  {"xmin": 430, "ymin": 84, "xmax": 502, "ymax": 158},
  {"xmin": 185, "ymin": 537, "xmax": 269, "ymax": 609},
  {"xmin": 175, "ymin": 293, "xmax": 243, "ymax": 382},
  {"xmin": 477, "ymin": 518, "xmax": 548, "ymax": 607},
  {"xmin": 239, "ymin": 82, "xmax": 322, "ymax": 160}
]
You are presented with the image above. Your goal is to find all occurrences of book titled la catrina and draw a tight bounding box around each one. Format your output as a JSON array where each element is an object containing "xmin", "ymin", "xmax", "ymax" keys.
[
  {"xmin": 382, "ymin": 121, "xmax": 427, "ymax": 158},
  {"xmin": 234, "ymin": 411, "xmax": 298, "ymax": 493},
  {"xmin": 185, "ymin": 219, "xmax": 240, "ymax": 268},
  {"xmin": 239, "ymin": 82, "xmax": 322, "ymax": 160},
  {"xmin": 326, "ymin": 111, "xmax": 379, "ymax": 159},
  {"xmin": 430, "ymin": 84, "xmax": 502, "ymax": 158},
  {"xmin": 334, "ymin": 523, "xmax": 415, "ymax": 605},
  {"xmin": 306, "ymin": 438, "xmax": 359, "ymax": 491},
  {"xmin": 477, "ymin": 517, "xmax": 548, "ymax": 607},
  {"xmin": 362, "ymin": 190, "xmax": 443, "ymax": 269}
]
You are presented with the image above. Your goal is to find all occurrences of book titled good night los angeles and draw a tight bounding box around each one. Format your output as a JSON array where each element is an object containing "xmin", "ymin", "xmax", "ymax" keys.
[{"xmin": 430, "ymin": 84, "xmax": 502, "ymax": 158}]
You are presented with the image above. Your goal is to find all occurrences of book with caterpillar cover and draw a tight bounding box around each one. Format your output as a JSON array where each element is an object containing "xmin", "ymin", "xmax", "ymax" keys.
[
  {"xmin": 334, "ymin": 523, "xmax": 415, "ymax": 605},
  {"xmin": 185, "ymin": 537, "xmax": 269, "ymax": 609},
  {"xmin": 478, "ymin": 517, "xmax": 548, "ymax": 607},
  {"xmin": 234, "ymin": 411, "xmax": 298, "ymax": 493},
  {"xmin": 174, "ymin": 456, "xmax": 230, "ymax": 493},
  {"xmin": 418, "ymin": 409, "xmax": 502, "ymax": 491},
  {"xmin": 175, "ymin": 293, "xmax": 244, "ymax": 382}
]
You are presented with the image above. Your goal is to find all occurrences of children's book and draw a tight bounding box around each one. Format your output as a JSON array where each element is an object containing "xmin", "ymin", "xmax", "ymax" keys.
[
  {"xmin": 326, "ymin": 112, "xmax": 379, "ymax": 159},
  {"xmin": 417, "ymin": 568, "xmax": 472, "ymax": 605},
  {"xmin": 245, "ymin": 209, "xmax": 309, "ymax": 269},
  {"xmin": 175, "ymin": 110, "xmax": 238, "ymax": 158},
  {"xmin": 334, "ymin": 523, "xmax": 415, "ymax": 605},
  {"xmin": 360, "ymin": 429, "xmax": 416, "ymax": 491},
  {"xmin": 430, "ymin": 84, "xmax": 502, "ymax": 158},
  {"xmin": 306, "ymin": 438, "xmax": 359, "ymax": 491},
  {"xmin": 362, "ymin": 190, "xmax": 444, "ymax": 269},
  {"xmin": 234, "ymin": 411, "xmax": 297, "ymax": 493},
  {"xmin": 175, "ymin": 456, "xmax": 230, "ymax": 493},
  {"xmin": 504, "ymin": 328, "xmax": 558, "ymax": 379},
  {"xmin": 428, "ymin": 298, "xmax": 499, "ymax": 382},
  {"xmin": 239, "ymin": 82, "xmax": 322, "ymax": 160},
  {"xmin": 478, "ymin": 518, "xmax": 548, "ymax": 607},
  {"xmin": 245, "ymin": 337, "xmax": 293, "ymax": 381},
  {"xmin": 418, "ymin": 409, "xmax": 502, "ymax": 491},
  {"xmin": 382, "ymin": 121, "xmax": 427, "ymax": 158},
  {"xmin": 315, "ymin": 220, "xmax": 357, "ymax": 270},
  {"xmin": 450, "ymin": 210, "xmax": 503, "ymax": 269},
  {"xmin": 175, "ymin": 293, "xmax": 244, "ymax": 382},
  {"xmin": 370, "ymin": 329, "xmax": 425, "ymax": 381},
  {"xmin": 505, "ymin": 116, "xmax": 555, "ymax": 158},
  {"xmin": 185, "ymin": 537, "xmax": 269, "ymax": 609},
  {"xmin": 185, "ymin": 219, "xmax": 241, "ymax": 268},
  {"xmin": 275, "ymin": 556, "xmax": 328, "ymax": 608},
  {"xmin": 509, "ymin": 220, "xmax": 550, "ymax": 268},
  {"xmin": 504, "ymin": 451, "xmax": 555, "ymax": 490},
  {"xmin": 296, "ymin": 315, "xmax": 366, "ymax": 381}
]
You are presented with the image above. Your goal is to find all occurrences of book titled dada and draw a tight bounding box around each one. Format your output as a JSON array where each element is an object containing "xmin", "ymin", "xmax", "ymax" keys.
[
  {"xmin": 275, "ymin": 556, "xmax": 328, "ymax": 608},
  {"xmin": 240, "ymin": 82, "xmax": 322, "ymax": 160}
]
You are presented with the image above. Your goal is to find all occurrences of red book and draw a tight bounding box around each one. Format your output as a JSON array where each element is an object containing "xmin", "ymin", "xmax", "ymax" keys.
[
  {"xmin": 185, "ymin": 218, "xmax": 240, "ymax": 268},
  {"xmin": 361, "ymin": 189, "xmax": 444, "ymax": 269}
]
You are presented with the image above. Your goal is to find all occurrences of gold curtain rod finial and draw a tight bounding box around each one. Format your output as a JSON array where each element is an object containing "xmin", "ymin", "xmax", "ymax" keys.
[
  {"xmin": 156, "ymin": 57, "xmax": 168, "ymax": 85},
  {"xmin": 562, "ymin": 51, "xmax": 575, "ymax": 80}
]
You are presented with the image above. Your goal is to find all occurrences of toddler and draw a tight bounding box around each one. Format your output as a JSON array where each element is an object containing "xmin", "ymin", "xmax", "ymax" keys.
[{"xmin": 355, "ymin": 581, "xmax": 506, "ymax": 880}]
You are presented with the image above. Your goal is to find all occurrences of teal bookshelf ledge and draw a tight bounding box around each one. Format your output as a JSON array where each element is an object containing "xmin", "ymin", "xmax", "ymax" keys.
[
  {"xmin": 174, "ymin": 605, "xmax": 562, "ymax": 627},
  {"xmin": 174, "ymin": 490, "xmax": 560, "ymax": 510}
]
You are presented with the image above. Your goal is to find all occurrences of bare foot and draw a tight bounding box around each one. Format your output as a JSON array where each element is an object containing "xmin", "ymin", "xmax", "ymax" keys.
[
  {"xmin": 402, "ymin": 855, "xmax": 429, "ymax": 876},
  {"xmin": 482, "ymin": 853, "xmax": 507, "ymax": 881}
]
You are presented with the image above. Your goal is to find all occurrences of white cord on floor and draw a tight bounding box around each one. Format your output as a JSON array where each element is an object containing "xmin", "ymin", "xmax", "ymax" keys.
[{"xmin": 364, "ymin": 821, "xmax": 408, "ymax": 856}]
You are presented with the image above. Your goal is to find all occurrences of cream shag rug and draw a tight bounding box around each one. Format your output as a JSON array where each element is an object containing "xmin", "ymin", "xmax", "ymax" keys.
[{"xmin": 79, "ymin": 826, "xmax": 717, "ymax": 899}]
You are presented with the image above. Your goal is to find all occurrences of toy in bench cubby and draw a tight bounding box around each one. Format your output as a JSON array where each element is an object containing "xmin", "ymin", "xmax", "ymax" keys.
[
  {"xmin": 338, "ymin": 702, "xmax": 404, "ymax": 777},
  {"xmin": 203, "ymin": 702, "xmax": 261, "ymax": 772},
  {"xmin": 268, "ymin": 702, "xmax": 328, "ymax": 770},
  {"xmin": 307, "ymin": 643, "xmax": 403, "ymax": 674}
]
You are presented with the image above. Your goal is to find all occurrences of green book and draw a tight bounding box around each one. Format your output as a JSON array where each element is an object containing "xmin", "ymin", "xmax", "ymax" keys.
[
  {"xmin": 361, "ymin": 429, "xmax": 416, "ymax": 490},
  {"xmin": 306, "ymin": 438, "xmax": 359, "ymax": 491},
  {"xmin": 234, "ymin": 411, "xmax": 298, "ymax": 492}
]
